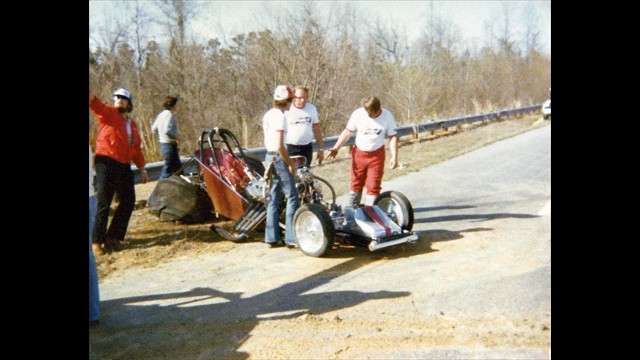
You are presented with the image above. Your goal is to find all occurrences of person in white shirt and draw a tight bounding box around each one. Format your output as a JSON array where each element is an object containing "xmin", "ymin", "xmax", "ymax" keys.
[
  {"xmin": 327, "ymin": 96, "xmax": 398, "ymax": 206},
  {"xmin": 151, "ymin": 96, "xmax": 181, "ymax": 179},
  {"xmin": 262, "ymin": 85, "xmax": 300, "ymax": 247},
  {"xmin": 285, "ymin": 86, "xmax": 325, "ymax": 166}
]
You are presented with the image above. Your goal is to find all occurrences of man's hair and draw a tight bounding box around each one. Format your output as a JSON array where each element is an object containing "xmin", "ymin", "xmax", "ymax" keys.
[
  {"xmin": 362, "ymin": 96, "xmax": 381, "ymax": 113},
  {"xmin": 163, "ymin": 96, "xmax": 179, "ymax": 110},
  {"xmin": 295, "ymin": 85, "xmax": 309, "ymax": 94}
]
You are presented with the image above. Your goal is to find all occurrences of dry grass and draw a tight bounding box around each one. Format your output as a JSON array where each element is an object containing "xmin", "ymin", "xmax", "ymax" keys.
[{"xmin": 96, "ymin": 114, "xmax": 550, "ymax": 280}]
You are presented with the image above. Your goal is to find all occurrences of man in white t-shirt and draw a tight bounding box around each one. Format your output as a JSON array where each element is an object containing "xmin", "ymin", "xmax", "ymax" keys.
[
  {"xmin": 262, "ymin": 85, "xmax": 300, "ymax": 247},
  {"xmin": 285, "ymin": 86, "xmax": 325, "ymax": 166},
  {"xmin": 327, "ymin": 96, "xmax": 398, "ymax": 206}
]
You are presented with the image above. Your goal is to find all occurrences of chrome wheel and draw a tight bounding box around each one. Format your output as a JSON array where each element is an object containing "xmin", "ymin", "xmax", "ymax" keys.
[
  {"xmin": 374, "ymin": 191, "xmax": 414, "ymax": 231},
  {"xmin": 293, "ymin": 203, "xmax": 335, "ymax": 257}
]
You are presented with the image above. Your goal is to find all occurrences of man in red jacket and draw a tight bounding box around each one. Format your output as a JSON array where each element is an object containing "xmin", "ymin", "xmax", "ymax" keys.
[{"xmin": 89, "ymin": 88, "xmax": 148, "ymax": 255}]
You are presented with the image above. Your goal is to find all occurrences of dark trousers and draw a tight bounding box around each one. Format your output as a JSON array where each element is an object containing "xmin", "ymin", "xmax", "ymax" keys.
[
  {"xmin": 92, "ymin": 155, "xmax": 136, "ymax": 244},
  {"xmin": 160, "ymin": 142, "xmax": 182, "ymax": 179},
  {"xmin": 286, "ymin": 143, "xmax": 313, "ymax": 167}
]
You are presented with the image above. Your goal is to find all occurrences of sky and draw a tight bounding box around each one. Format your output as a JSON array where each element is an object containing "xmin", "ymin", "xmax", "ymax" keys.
[{"xmin": 89, "ymin": 0, "xmax": 551, "ymax": 55}]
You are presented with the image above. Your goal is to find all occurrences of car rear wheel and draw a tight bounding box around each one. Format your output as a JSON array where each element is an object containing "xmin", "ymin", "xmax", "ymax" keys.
[{"xmin": 293, "ymin": 203, "xmax": 335, "ymax": 257}]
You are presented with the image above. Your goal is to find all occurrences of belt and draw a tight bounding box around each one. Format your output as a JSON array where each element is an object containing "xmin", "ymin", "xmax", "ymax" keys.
[{"xmin": 354, "ymin": 145, "xmax": 384, "ymax": 153}]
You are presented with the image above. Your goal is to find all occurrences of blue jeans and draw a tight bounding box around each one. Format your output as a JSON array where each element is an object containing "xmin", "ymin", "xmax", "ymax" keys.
[
  {"xmin": 264, "ymin": 154, "xmax": 300, "ymax": 244},
  {"xmin": 89, "ymin": 195, "xmax": 100, "ymax": 322},
  {"xmin": 160, "ymin": 142, "xmax": 182, "ymax": 179}
]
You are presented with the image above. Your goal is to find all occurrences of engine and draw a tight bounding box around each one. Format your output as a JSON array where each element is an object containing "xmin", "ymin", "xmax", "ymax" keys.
[
  {"xmin": 242, "ymin": 158, "xmax": 325, "ymax": 206},
  {"xmin": 295, "ymin": 165, "xmax": 324, "ymax": 204}
]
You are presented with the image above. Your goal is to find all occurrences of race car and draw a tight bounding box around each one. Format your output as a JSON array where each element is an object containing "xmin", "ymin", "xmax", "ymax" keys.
[{"xmin": 195, "ymin": 127, "xmax": 419, "ymax": 257}]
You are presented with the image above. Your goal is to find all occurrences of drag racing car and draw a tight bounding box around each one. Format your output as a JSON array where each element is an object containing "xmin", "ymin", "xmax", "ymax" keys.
[{"xmin": 194, "ymin": 127, "xmax": 419, "ymax": 257}]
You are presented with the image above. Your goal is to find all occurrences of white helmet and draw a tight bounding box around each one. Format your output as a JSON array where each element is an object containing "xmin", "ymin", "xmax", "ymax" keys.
[{"xmin": 112, "ymin": 88, "xmax": 132, "ymax": 102}]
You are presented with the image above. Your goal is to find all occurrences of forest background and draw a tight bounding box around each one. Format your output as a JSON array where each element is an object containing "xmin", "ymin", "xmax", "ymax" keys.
[{"xmin": 89, "ymin": 0, "xmax": 551, "ymax": 163}]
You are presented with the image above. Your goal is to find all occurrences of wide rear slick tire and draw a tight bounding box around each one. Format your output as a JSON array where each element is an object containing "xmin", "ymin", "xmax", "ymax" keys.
[
  {"xmin": 374, "ymin": 191, "xmax": 414, "ymax": 231},
  {"xmin": 293, "ymin": 203, "xmax": 335, "ymax": 257}
]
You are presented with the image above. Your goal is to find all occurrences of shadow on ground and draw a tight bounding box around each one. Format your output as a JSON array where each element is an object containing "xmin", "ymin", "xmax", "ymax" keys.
[{"xmin": 90, "ymin": 257, "xmax": 411, "ymax": 359}]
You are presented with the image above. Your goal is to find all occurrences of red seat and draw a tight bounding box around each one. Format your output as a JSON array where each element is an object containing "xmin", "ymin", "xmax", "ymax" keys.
[{"xmin": 203, "ymin": 148, "xmax": 249, "ymax": 193}]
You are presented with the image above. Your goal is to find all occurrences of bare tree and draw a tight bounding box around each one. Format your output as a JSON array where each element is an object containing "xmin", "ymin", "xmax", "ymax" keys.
[
  {"xmin": 366, "ymin": 17, "xmax": 406, "ymax": 66},
  {"xmin": 130, "ymin": 1, "xmax": 155, "ymax": 86},
  {"xmin": 154, "ymin": 0, "xmax": 200, "ymax": 47},
  {"xmin": 89, "ymin": 0, "xmax": 133, "ymax": 89},
  {"xmin": 410, "ymin": 8, "xmax": 462, "ymax": 118},
  {"xmin": 521, "ymin": 1, "xmax": 542, "ymax": 56}
]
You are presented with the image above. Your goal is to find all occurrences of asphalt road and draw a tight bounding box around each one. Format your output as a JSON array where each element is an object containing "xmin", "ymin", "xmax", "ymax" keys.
[{"xmin": 92, "ymin": 125, "xmax": 551, "ymax": 359}]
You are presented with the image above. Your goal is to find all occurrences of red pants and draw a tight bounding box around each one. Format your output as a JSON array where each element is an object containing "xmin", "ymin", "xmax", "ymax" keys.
[{"xmin": 350, "ymin": 146, "xmax": 385, "ymax": 196}]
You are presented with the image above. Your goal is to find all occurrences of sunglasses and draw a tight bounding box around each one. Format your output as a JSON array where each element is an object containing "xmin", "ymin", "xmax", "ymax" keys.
[{"xmin": 113, "ymin": 95, "xmax": 129, "ymax": 101}]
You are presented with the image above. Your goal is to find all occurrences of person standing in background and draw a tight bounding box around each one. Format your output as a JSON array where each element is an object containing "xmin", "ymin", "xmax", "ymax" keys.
[
  {"xmin": 89, "ymin": 87, "xmax": 148, "ymax": 255},
  {"xmin": 151, "ymin": 96, "xmax": 182, "ymax": 179},
  {"xmin": 326, "ymin": 96, "xmax": 398, "ymax": 206},
  {"xmin": 285, "ymin": 86, "xmax": 325, "ymax": 166},
  {"xmin": 262, "ymin": 85, "xmax": 300, "ymax": 248}
]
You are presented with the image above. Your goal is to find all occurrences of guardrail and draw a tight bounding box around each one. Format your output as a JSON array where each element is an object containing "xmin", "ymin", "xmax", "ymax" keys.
[{"xmin": 133, "ymin": 103, "xmax": 542, "ymax": 183}]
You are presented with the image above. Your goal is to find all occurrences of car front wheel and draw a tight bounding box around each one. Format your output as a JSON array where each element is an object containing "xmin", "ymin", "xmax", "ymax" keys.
[{"xmin": 374, "ymin": 191, "xmax": 414, "ymax": 231}]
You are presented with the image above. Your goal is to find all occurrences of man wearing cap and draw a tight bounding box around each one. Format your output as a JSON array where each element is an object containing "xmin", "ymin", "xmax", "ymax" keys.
[
  {"xmin": 285, "ymin": 85, "xmax": 325, "ymax": 166},
  {"xmin": 89, "ymin": 88, "xmax": 148, "ymax": 255},
  {"xmin": 262, "ymin": 85, "xmax": 300, "ymax": 248},
  {"xmin": 327, "ymin": 96, "xmax": 398, "ymax": 206}
]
